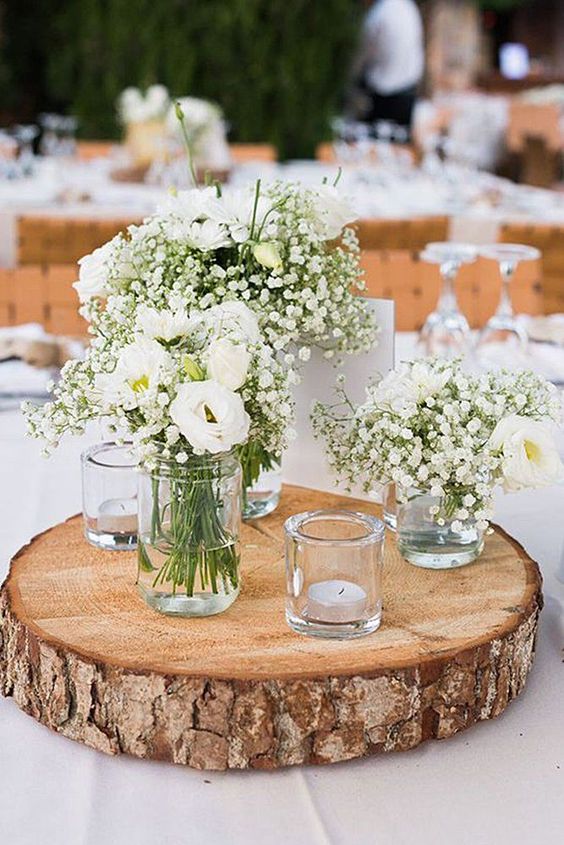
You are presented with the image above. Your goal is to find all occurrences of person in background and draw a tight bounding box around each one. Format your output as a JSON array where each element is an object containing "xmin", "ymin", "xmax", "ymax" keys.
[{"xmin": 348, "ymin": 0, "xmax": 425, "ymax": 136}]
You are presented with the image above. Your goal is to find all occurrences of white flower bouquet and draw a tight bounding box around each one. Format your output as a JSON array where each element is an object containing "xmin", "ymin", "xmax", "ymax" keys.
[
  {"xmin": 117, "ymin": 85, "xmax": 172, "ymax": 169},
  {"xmin": 23, "ymin": 171, "xmax": 376, "ymax": 608},
  {"xmin": 72, "ymin": 177, "xmax": 377, "ymax": 491},
  {"xmin": 117, "ymin": 84, "xmax": 171, "ymax": 124},
  {"xmin": 313, "ymin": 358, "xmax": 563, "ymax": 532},
  {"xmin": 25, "ymin": 300, "xmax": 292, "ymax": 602}
]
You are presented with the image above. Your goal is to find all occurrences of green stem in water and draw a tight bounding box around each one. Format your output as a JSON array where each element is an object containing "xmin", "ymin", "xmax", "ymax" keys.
[{"xmin": 139, "ymin": 459, "xmax": 239, "ymax": 598}]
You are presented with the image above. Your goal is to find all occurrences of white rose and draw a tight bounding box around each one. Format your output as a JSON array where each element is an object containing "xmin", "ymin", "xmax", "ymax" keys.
[
  {"xmin": 312, "ymin": 184, "xmax": 357, "ymax": 240},
  {"xmin": 170, "ymin": 380, "xmax": 250, "ymax": 454},
  {"xmin": 207, "ymin": 338, "xmax": 251, "ymax": 391},
  {"xmin": 253, "ymin": 242, "xmax": 283, "ymax": 270},
  {"xmin": 136, "ymin": 305, "xmax": 193, "ymax": 343},
  {"xmin": 489, "ymin": 414, "xmax": 564, "ymax": 492},
  {"xmin": 205, "ymin": 301, "xmax": 261, "ymax": 343},
  {"xmin": 73, "ymin": 243, "xmax": 112, "ymax": 302}
]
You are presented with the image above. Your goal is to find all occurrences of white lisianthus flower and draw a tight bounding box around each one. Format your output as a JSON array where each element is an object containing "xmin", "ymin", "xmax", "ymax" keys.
[
  {"xmin": 204, "ymin": 301, "xmax": 261, "ymax": 343},
  {"xmin": 253, "ymin": 242, "xmax": 283, "ymax": 271},
  {"xmin": 170, "ymin": 380, "xmax": 250, "ymax": 454},
  {"xmin": 489, "ymin": 414, "xmax": 563, "ymax": 492},
  {"xmin": 136, "ymin": 305, "xmax": 193, "ymax": 343},
  {"xmin": 74, "ymin": 243, "xmax": 113, "ymax": 302},
  {"xmin": 96, "ymin": 338, "xmax": 172, "ymax": 409},
  {"xmin": 207, "ymin": 338, "xmax": 251, "ymax": 391},
  {"xmin": 311, "ymin": 185, "xmax": 357, "ymax": 240}
]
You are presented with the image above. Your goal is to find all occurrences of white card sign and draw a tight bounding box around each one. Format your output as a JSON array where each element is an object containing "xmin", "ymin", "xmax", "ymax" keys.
[{"xmin": 283, "ymin": 298, "xmax": 394, "ymax": 500}]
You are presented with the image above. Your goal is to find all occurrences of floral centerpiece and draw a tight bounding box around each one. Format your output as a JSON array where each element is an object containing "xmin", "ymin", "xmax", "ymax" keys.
[
  {"xmin": 117, "ymin": 84, "xmax": 171, "ymax": 168},
  {"xmin": 24, "ymin": 174, "xmax": 376, "ymax": 610},
  {"xmin": 313, "ymin": 358, "xmax": 563, "ymax": 568},
  {"xmin": 25, "ymin": 299, "xmax": 292, "ymax": 615},
  {"xmin": 67, "ymin": 176, "xmax": 377, "ymax": 510}
]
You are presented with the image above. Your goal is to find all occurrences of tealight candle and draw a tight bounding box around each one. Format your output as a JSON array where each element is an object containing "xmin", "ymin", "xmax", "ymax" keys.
[
  {"xmin": 285, "ymin": 509, "xmax": 384, "ymax": 639},
  {"xmin": 306, "ymin": 579, "xmax": 368, "ymax": 624},
  {"xmin": 97, "ymin": 498, "xmax": 138, "ymax": 535}
]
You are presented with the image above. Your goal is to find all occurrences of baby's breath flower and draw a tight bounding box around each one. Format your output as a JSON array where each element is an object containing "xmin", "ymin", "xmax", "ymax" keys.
[{"xmin": 312, "ymin": 357, "xmax": 561, "ymax": 529}]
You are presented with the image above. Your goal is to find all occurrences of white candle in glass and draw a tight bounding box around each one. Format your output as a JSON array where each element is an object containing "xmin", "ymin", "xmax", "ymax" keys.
[
  {"xmin": 306, "ymin": 579, "xmax": 367, "ymax": 624},
  {"xmin": 97, "ymin": 498, "xmax": 138, "ymax": 535}
]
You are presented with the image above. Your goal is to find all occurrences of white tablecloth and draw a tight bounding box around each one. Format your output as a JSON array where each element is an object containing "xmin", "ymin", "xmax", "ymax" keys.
[{"xmin": 1, "ymin": 406, "xmax": 564, "ymax": 844}]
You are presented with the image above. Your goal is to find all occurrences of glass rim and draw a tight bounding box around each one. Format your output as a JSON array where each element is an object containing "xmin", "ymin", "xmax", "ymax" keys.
[
  {"xmin": 142, "ymin": 448, "xmax": 240, "ymax": 476},
  {"xmin": 81, "ymin": 441, "xmax": 138, "ymax": 470},
  {"xmin": 284, "ymin": 509, "xmax": 385, "ymax": 546},
  {"xmin": 479, "ymin": 243, "xmax": 541, "ymax": 262},
  {"xmin": 420, "ymin": 242, "xmax": 477, "ymax": 264}
]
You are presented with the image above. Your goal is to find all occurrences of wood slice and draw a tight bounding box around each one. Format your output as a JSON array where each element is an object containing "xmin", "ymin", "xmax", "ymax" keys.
[{"xmin": 0, "ymin": 485, "xmax": 542, "ymax": 771}]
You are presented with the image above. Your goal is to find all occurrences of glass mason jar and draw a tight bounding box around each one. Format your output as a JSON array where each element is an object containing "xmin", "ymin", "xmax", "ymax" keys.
[
  {"xmin": 137, "ymin": 451, "xmax": 242, "ymax": 616},
  {"xmin": 81, "ymin": 442, "xmax": 138, "ymax": 551},
  {"xmin": 285, "ymin": 509, "xmax": 385, "ymax": 639},
  {"xmin": 397, "ymin": 489, "xmax": 484, "ymax": 569}
]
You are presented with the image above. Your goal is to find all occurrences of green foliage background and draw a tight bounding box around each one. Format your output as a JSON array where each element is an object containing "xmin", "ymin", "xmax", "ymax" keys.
[{"xmin": 0, "ymin": 0, "xmax": 362, "ymax": 159}]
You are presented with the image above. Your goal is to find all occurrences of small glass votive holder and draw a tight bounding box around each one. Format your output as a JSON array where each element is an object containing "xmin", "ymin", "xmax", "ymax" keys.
[
  {"xmin": 81, "ymin": 442, "xmax": 138, "ymax": 551},
  {"xmin": 284, "ymin": 509, "xmax": 385, "ymax": 639}
]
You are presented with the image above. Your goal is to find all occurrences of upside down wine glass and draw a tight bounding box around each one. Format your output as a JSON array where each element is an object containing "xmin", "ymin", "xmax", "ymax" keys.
[
  {"xmin": 475, "ymin": 244, "xmax": 540, "ymax": 361},
  {"xmin": 418, "ymin": 242, "xmax": 477, "ymax": 358}
]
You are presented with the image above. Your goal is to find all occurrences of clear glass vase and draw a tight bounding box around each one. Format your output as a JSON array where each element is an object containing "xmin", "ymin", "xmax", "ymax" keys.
[
  {"xmin": 397, "ymin": 490, "xmax": 484, "ymax": 569},
  {"xmin": 382, "ymin": 482, "xmax": 397, "ymax": 531},
  {"xmin": 137, "ymin": 451, "xmax": 242, "ymax": 616},
  {"xmin": 243, "ymin": 459, "xmax": 282, "ymax": 520},
  {"xmin": 239, "ymin": 441, "xmax": 281, "ymax": 520}
]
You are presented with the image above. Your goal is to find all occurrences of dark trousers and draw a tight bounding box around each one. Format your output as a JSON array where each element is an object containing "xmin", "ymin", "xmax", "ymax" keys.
[{"xmin": 365, "ymin": 85, "xmax": 417, "ymax": 130}]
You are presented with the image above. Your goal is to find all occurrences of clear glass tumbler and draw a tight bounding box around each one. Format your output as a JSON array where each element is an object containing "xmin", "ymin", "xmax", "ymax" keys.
[
  {"xmin": 285, "ymin": 509, "xmax": 385, "ymax": 639},
  {"xmin": 81, "ymin": 442, "xmax": 138, "ymax": 551}
]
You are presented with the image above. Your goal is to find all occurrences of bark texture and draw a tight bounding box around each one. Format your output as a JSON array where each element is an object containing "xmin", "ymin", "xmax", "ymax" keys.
[{"xmin": 0, "ymin": 486, "xmax": 542, "ymax": 771}]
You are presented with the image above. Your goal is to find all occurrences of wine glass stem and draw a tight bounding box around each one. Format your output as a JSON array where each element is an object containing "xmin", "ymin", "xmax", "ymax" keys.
[
  {"xmin": 438, "ymin": 263, "xmax": 458, "ymax": 314},
  {"xmin": 496, "ymin": 261, "xmax": 515, "ymax": 318}
]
